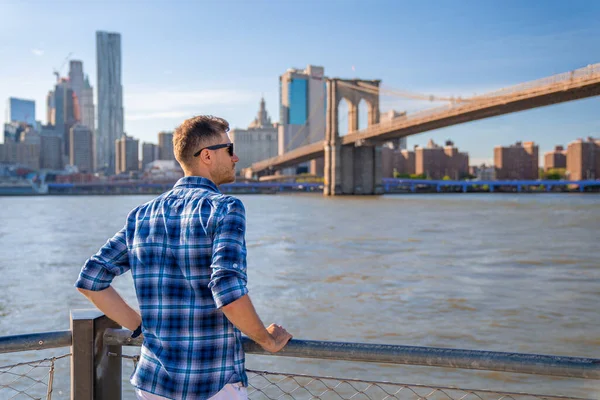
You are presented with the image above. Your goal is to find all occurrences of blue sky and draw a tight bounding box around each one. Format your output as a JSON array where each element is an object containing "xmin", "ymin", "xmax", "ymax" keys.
[{"xmin": 1, "ymin": 0, "xmax": 599, "ymax": 164}]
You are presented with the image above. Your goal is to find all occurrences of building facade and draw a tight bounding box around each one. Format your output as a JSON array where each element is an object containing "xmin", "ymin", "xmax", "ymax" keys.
[
  {"xmin": 0, "ymin": 126, "xmax": 40, "ymax": 170},
  {"xmin": 230, "ymin": 98, "xmax": 278, "ymax": 172},
  {"xmin": 279, "ymin": 65, "xmax": 326, "ymax": 174},
  {"xmin": 494, "ymin": 141, "xmax": 539, "ymax": 180},
  {"xmin": 5, "ymin": 97, "xmax": 35, "ymax": 126},
  {"xmin": 53, "ymin": 78, "xmax": 78, "ymax": 159},
  {"xmin": 142, "ymin": 142, "xmax": 159, "ymax": 171},
  {"xmin": 70, "ymin": 124, "xmax": 94, "ymax": 173},
  {"xmin": 158, "ymin": 131, "xmax": 175, "ymax": 161},
  {"xmin": 40, "ymin": 125, "xmax": 63, "ymax": 170},
  {"xmin": 115, "ymin": 134, "xmax": 139, "ymax": 175},
  {"xmin": 69, "ymin": 60, "xmax": 95, "ymax": 135},
  {"xmin": 469, "ymin": 164, "xmax": 496, "ymax": 181},
  {"xmin": 566, "ymin": 137, "xmax": 600, "ymax": 180},
  {"xmin": 544, "ymin": 145, "xmax": 567, "ymax": 171},
  {"xmin": 96, "ymin": 31, "xmax": 124, "ymax": 174},
  {"xmin": 415, "ymin": 139, "xmax": 469, "ymax": 179}
]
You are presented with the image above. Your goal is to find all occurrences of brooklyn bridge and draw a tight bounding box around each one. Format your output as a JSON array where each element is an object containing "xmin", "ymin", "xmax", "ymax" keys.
[{"xmin": 249, "ymin": 63, "xmax": 600, "ymax": 195}]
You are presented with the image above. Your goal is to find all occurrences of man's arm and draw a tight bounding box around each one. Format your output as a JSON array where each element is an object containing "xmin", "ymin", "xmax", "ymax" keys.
[
  {"xmin": 221, "ymin": 294, "xmax": 291, "ymax": 353},
  {"xmin": 75, "ymin": 223, "xmax": 140, "ymax": 331},
  {"xmin": 209, "ymin": 198, "xmax": 292, "ymax": 352},
  {"xmin": 77, "ymin": 286, "xmax": 142, "ymax": 331}
]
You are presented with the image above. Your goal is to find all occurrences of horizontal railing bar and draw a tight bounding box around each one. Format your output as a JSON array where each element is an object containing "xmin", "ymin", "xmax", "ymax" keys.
[
  {"xmin": 103, "ymin": 329, "xmax": 600, "ymax": 380},
  {"xmin": 0, "ymin": 330, "xmax": 72, "ymax": 354}
]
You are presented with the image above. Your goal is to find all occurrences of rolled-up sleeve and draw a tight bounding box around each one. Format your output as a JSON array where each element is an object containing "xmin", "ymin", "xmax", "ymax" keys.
[
  {"xmin": 209, "ymin": 197, "xmax": 248, "ymax": 308},
  {"xmin": 75, "ymin": 224, "xmax": 131, "ymax": 291}
]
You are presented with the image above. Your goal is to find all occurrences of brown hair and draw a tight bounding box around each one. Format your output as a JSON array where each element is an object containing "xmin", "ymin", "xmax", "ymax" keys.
[{"xmin": 173, "ymin": 115, "xmax": 230, "ymax": 165}]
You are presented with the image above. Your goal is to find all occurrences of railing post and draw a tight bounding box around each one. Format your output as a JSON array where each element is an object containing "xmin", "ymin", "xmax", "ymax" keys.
[{"xmin": 71, "ymin": 309, "xmax": 122, "ymax": 400}]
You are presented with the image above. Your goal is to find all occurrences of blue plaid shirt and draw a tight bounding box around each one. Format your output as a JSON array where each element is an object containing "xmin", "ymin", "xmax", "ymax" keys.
[{"xmin": 75, "ymin": 176, "xmax": 249, "ymax": 400}]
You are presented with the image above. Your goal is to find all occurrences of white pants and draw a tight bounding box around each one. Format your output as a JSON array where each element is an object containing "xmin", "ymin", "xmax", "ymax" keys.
[{"xmin": 135, "ymin": 383, "xmax": 247, "ymax": 400}]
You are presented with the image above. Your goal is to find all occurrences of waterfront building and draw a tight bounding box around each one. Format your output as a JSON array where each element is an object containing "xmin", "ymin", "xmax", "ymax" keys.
[
  {"xmin": 5, "ymin": 97, "xmax": 35, "ymax": 125},
  {"xmin": 415, "ymin": 139, "xmax": 469, "ymax": 179},
  {"xmin": 158, "ymin": 131, "xmax": 175, "ymax": 161},
  {"xmin": 229, "ymin": 98, "xmax": 278, "ymax": 172},
  {"xmin": 566, "ymin": 137, "xmax": 600, "ymax": 180},
  {"xmin": 40, "ymin": 125, "xmax": 63, "ymax": 170},
  {"xmin": 0, "ymin": 126, "xmax": 40, "ymax": 170},
  {"xmin": 115, "ymin": 134, "xmax": 139, "ymax": 175},
  {"xmin": 469, "ymin": 164, "xmax": 496, "ymax": 180},
  {"xmin": 544, "ymin": 145, "xmax": 567, "ymax": 171},
  {"xmin": 70, "ymin": 124, "xmax": 94, "ymax": 173},
  {"xmin": 382, "ymin": 148, "xmax": 415, "ymax": 177},
  {"xmin": 96, "ymin": 31, "xmax": 124, "ymax": 174},
  {"xmin": 494, "ymin": 141, "xmax": 539, "ymax": 180},
  {"xmin": 142, "ymin": 142, "xmax": 159, "ymax": 170},
  {"xmin": 279, "ymin": 65, "xmax": 326, "ymax": 174}
]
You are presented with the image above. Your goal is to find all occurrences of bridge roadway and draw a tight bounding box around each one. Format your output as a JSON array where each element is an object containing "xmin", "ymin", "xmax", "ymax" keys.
[{"xmin": 251, "ymin": 63, "xmax": 600, "ymax": 173}]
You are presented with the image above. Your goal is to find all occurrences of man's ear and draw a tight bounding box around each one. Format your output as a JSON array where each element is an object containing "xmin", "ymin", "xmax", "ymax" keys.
[{"xmin": 200, "ymin": 149, "xmax": 212, "ymax": 164}]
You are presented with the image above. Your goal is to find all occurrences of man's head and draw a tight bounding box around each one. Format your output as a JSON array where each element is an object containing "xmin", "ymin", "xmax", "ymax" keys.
[{"xmin": 173, "ymin": 115, "xmax": 239, "ymax": 184}]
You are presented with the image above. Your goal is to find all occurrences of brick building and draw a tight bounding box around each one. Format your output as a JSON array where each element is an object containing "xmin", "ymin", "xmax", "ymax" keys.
[
  {"xmin": 544, "ymin": 145, "xmax": 566, "ymax": 171},
  {"xmin": 415, "ymin": 139, "xmax": 468, "ymax": 179},
  {"xmin": 566, "ymin": 137, "xmax": 600, "ymax": 180},
  {"xmin": 381, "ymin": 148, "xmax": 415, "ymax": 177},
  {"xmin": 494, "ymin": 141, "xmax": 539, "ymax": 180}
]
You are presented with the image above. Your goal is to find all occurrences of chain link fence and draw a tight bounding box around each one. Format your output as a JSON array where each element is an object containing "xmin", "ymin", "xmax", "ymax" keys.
[
  {"xmin": 245, "ymin": 370, "xmax": 591, "ymax": 400},
  {"xmin": 0, "ymin": 353, "xmax": 70, "ymax": 400},
  {"xmin": 116, "ymin": 355, "xmax": 592, "ymax": 400}
]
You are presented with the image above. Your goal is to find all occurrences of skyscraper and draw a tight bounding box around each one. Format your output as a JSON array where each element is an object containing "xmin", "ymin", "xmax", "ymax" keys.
[
  {"xmin": 96, "ymin": 31, "xmax": 124, "ymax": 174},
  {"xmin": 53, "ymin": 78, "xmax": 78, "ymax": 159},
  {"xmin": 158, "ymin": 131, "xmax": 174, "ymax": 160},
  {"xmin": 115, "ymin": 134, "xmax": 139, "ymax": 175},
  {"xmin": 278, "ymin": 65, "xmax": 326, "ymax": 174},
  {"xmin": 69, "ymin": 61, "xmax": 95, "ymax": 134},
  {"xmin": 5, "ymin": 98, "xmax": 35, "ymax": 126},
  {"xmin": 142, "ymin": 142, "xmax": 158, "ymax": 171},
  {"xmin": 70, "ymin": 124, "xmax": 94, "ymax": 173}
]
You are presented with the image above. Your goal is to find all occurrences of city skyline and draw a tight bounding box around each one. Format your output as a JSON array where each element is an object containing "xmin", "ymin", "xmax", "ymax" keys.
[{"xmin": 1, "ymin": 0, "xmax": 599, "ymax": 165}]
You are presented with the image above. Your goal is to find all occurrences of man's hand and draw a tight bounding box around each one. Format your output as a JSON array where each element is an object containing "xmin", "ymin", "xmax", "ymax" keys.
[
  {"xmin": 261, "ymin": 324, "xmax": 293, "ymax": 353},
  {"xmin": 220, "ymin": 295, "xmax": 293, "ymax": 353}
]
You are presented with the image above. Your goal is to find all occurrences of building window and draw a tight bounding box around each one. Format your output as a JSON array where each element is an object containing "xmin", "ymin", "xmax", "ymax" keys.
[{"xmin": 288, "ymin": 78, "xmax": 308, "ymax": 125}]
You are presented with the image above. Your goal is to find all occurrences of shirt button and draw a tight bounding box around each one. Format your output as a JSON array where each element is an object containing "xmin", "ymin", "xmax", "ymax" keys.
[{"xmin": 233, "ymin": 263, "xmax": 238, "ymax": 269}]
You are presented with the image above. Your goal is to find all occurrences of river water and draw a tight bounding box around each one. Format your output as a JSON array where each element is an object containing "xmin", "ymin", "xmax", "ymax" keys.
[{"xmin": 0, "ymin": 193, "xmax": 599, "ymax": 398}]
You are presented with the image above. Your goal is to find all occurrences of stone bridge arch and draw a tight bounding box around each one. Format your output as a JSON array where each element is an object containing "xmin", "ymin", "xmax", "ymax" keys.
[{"xmin": 324, "ymin": 78, "xmax": 383, "ymax": 196}]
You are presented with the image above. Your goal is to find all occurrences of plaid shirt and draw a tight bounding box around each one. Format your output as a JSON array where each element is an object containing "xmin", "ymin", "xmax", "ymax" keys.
[{"xmin": 75, "ymin": 176, "xmax": 249, "ymax": 400}]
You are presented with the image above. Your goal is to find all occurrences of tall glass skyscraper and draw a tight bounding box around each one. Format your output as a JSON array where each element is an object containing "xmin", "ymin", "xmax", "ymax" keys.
[
  {"xmin": 5, "ymin": 97, "xmax": 35, "ymax": 125},
  {"xmin": 96, "ymin": 31, "xmax": 124, "ymax": 174},
  {"xmin": 278, "ymin": 65, "xmax": 326, "ymax": 174}
]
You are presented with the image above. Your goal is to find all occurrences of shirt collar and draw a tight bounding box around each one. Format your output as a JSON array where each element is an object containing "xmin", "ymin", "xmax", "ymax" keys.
[{"xmin": 173, "ymin": 176, "xmax": 220, "ymax": 193}]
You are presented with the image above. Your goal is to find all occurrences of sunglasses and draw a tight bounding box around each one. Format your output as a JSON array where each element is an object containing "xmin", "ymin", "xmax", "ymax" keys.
[{"xmin": 193, "ymin": 143, "xmax": 234, "ymax": 158}]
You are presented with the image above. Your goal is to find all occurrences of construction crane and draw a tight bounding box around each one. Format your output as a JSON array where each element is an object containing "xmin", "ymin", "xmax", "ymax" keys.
[{"xmin": 53, "ymin": 52, "xmax": 73, "ymax": 83}]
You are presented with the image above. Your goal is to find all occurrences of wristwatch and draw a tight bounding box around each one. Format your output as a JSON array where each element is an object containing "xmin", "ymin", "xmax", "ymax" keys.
[{"xmin": 131, "ymin": 324, "xmax": 142, "ymax": 338}]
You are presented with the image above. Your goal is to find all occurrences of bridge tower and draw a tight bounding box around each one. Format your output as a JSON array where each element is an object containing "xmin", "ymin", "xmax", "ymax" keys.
[{"xmin": 324, "ymin": 78, "xmax": 382, "ymax": 196}]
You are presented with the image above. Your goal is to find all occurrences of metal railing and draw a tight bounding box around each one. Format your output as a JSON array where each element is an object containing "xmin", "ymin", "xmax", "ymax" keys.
[{"xmin": 1, "ymin": 310, "xmax": 600, "ymax": 399}]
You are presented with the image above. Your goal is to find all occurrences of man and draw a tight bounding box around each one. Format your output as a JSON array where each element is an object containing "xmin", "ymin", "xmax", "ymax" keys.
[{"xmin": 75, "ymin": 115, "xmax": 292, "ymax": 400}]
